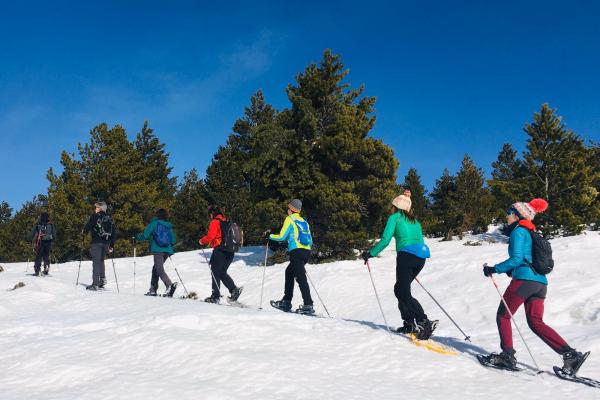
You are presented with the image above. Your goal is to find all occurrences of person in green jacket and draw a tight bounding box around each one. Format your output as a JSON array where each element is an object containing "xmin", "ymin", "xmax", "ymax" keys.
[
  {"xmin": 136, "ymin": 208, "xmax": 178, "ymax": 297},
  {"xmin": 362, "ymin": 190, "xmax": 435, "ymax": 339}
]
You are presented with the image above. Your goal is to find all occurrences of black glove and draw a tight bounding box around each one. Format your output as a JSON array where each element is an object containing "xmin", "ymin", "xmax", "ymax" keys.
[
  {"xmin": 483, "ymin": 265, "xmax": 496, "ymax": 277},
  {"xmin": 361, "ymin": 251, "xmax": 372, "ymax": 264},
  {"xmin": 263, "ymin": 229, "xmax": 271, "ymax": 240}
]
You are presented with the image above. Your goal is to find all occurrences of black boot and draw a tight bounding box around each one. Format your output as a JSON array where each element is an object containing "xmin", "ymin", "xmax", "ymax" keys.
[
  {"xmin": 43, "ymin": 265, "xmax": 50, "ymax": 275},
  {"xmin": 396, "ymin": 320, "xmax": 417, "ymax": 334},
  {"xmin": 164, "ymin": 282, "xmax": 178, "ymax": 298},
  {"xmin": 562, "ymin": 350, "xmax": 590, "ymax": 376},
  {"xmin": 204, "ymin": 293, "xmax": 220, "ymax": 303},
  {"xmin": 99, "ymin": 277, "xmax": 107, "ymax": 289},
  {"xmin": 86, "ymin": 284, "xmax": 99, "ymax": 291},
  {"xmin": 229, "ymin": 286, "xmax": 243, "ymax": 302},
  {"xmin": 486, "ymin": 350, "xmax": 517, "ymax": 370},
  {"xmin": 145, "ymin": 287, "xmax": 158, "ymax": 296},
  {"xmin": 414, "ymin": 319, "xmax": 438, "ymax": 340},
  {"xmin": 295, "ymin": 304, "xmax": 315, "ymax": 315},
  {"xmin": 270, "ymin": 299, "xmax": 292, "ymax": 312}
]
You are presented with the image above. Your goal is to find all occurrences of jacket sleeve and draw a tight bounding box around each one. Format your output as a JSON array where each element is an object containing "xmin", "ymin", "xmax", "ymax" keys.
[
  {"xmin": 137, "ymin": 221, "xmax": 155, "ymax": 242},
  {"xmin": 495, "ymin": 228, "xmax": 528, "ymax": 274},
  {"xmin": 200, "ymin": 219, "xmax": 221, "ymax": 246},
  {"xmin": 83, "ymin": 214, "xmax": 94, "ymax": 233},
  {"xmin": 269, "ymin": 217, "xmax": 293, "ymax": 242},
  {"xmin": 171, "ymin": 227, "xmax": 177, "ymax": 245},
  {"xmin": 28, "ymin": 225, "xmax": 37, "ymax": 242},
  {"xmin": 370, "ymin": 214, "xmax": 397, "ymax": 257}
]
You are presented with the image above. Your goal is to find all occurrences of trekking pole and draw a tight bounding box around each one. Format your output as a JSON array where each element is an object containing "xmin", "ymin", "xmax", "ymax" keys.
[
  {"xmin": 200, "ymin": 249, "xmax": 221, "ymax": 297},
  {"xmin": 110, "ymin": 250, "xmax": 120, "ymax": 293},
  {"xmin": 306, "ymin": 268, "xmax": 332, "ymax": 318},
  {"xmin": 489, "ymin": 274, "xmax": 542, "ymax": 373},
  {"xmin": 132, "ymin": 237, "xmax": 137, "ymax": 294},
  {"xmin": 365, "ymin": 260, "xmax": 393, "ymax": 338},
  {"xmin": 25, "ymin": 257, "xmax": 30, "ymax": 273},
  {"xmin": 76, "ymin": 236, "xmax": 83, "ymax": 286},
  {"xmin": 258, "ymin": 242, "xmax": 269, "ymax": 309},
  {"xmin": 415, "ymin": 277, "xmax": 471, "ymax": 342},
  {"xmin": 169, "ymin": 256, "xmax": 189, "ymax": 296}
]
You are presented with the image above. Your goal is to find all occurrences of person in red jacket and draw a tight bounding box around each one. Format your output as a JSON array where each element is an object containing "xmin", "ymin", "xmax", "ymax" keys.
[{"xmin": 199, "ymin": 205, "xmax": 242, "ymax": 303}]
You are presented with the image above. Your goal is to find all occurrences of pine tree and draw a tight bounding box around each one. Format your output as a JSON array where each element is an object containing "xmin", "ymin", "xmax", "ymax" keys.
[
  {"xmin": 488, "ymin": 143, "xmax": 526, "ymax": 221},
  {"xmin": 0, "ymin": 196, "xmax": 46, "ymax": 262},
  {"xmin": 521, "ymin": 104, "xmax": 598, "ymax": 235},
  {"xmin": 430, "ymin": 169, "xmax": 459, "ymax": 240},
  {"xmin": 403, "ymin": 168, "xmax": 429, "ymax": 222},
  {"xmin": 0, "ymin": 201, "xmax": 13, "ymax": 261},
  {"xmin": 454, "ymin": 155, "xmax": 494, "ymax": 234},
  {"xmin": 47, "ymin": 122, "xmax": 174, "ymax": 259},
  {"xmin": 172, "ymin": 169, "xmax": 209, "ymax": 250}
]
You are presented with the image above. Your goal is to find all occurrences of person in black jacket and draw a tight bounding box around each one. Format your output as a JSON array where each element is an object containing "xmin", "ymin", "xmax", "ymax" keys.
[
  {"xmin": 28, "ymin": 212, "xmax": 56, "ymax": 276},
  {"xmin": 82, "ymin": 202, "xmax": 115, "ymax": 291}
]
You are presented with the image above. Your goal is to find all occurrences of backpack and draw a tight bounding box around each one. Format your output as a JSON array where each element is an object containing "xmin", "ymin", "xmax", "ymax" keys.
[
  {"xmin": 218, "ymin": 220, "xmax": 243, "ymax": 253},
  {"xmin": 37, "ymin": 224, "xmax": 54, "ymax": 241},
  {"xmin": 94, "ymin": 213, "xmax": 114, "ymax": 241},
  {"xmin": 525, "ymin": 230, "xmax": 554, "ymax": 275},
  {"xmin": 291, "ymin": 217, "xmax": 312, "ymax": 246},
  {"xmin": 153, "ymin": 221, "xmax": 173, "ymax": 247}
]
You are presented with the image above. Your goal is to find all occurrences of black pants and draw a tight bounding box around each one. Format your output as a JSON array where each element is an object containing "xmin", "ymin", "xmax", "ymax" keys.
[
  {"xmin": 210, "ymin": 248, "xmax": 236, "ymax": 297},
  {"xmin": 90, "ymin": 243, "xmax": 109, "ymax": 286},
  {"xmin": 150, "ymin": 253, "xmax": 173, "ymax": 290},
  {"xmin": 34, "ymin": 241, "xmax": 52, "ymax": 273},
  {"xmin": 283, "ymin": 248, "xmax": 313, "ymax": 305},
  {"xmin": 394, "ymin": 251, "xmax": 427, "ymax": 323}
]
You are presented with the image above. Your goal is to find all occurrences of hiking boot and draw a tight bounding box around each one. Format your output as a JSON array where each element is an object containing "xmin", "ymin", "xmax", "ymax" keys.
[
  {"xmin": 229, "ymin": 286, "xmax": 243, "ymax": 302},
  {"xmin": 145, "ymin": 288, "xmax": 158, "ymax": 296},
  {"xmin": 86, "ymin": 284, "xmax": 100, "ymax": 291},
  {"xmin": 33, "ymin": 270, "xmax": 40, "ymax": 277},
  {"xmin": 486, "ymin": 350, "xmax": 517, "ymax": 369},
  {"xmin": 164, "ymin": 282, "xmax": 178, "ymax": 298},
  {"xmin": 562, "ymin": 350, "xmax": 589, "ymax": 376},
  {"xmin": 204, "ymin": 294, "xmax": 220, "ymax": 303},
  {"xmin": 396, "ymin": 320, "xmax": 417, "ymax": 335},
  {"xmin": 270, "ymin": 299, "xmax": 292, "ymax": 312},
  {"xmin": 99, "ymin": 277, "xmax": 107, "ymax": 289},
  {"xmin": 414, "ymin": 319, "xmax": 438, "ymax": 340},
  {"xmin": 295, "ymin": 304, "xmax": 315, "ymax": 315},
  {"xmin": 43, "ymin": 266, "xmax": 50, "ymax": 275}
]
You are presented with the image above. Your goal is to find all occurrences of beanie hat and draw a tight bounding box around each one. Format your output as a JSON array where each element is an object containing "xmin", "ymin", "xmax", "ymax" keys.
[
  {"xmin": 511, "ymin": 198, "xmax": 548, "ymax": 221},
  {"xmin": 95, "ymin": 201, "xmax": 108, "ymax": 212},
  {"xmin": 392, "ymin": 191, "xmax": 412, "ymax": 212},
  {"xmin": 288, "ymin": 199, "xmax": 302, "ymax": 213}
]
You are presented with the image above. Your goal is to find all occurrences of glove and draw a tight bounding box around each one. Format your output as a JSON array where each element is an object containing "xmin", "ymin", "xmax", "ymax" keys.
[
  {"xmin": 361, "ymin": 251, "xmax": 372, "ymax": 264},
  {"xmin": 483, "ymin": 265, "xmax": 496, "ymax": 277},
  {"xmin": 108, "ymin": 247, "xmax": 114, "ymax": 254},
  {"xmin": 263, "ymin": 229, "xmax": 271, "ymax": 240}
]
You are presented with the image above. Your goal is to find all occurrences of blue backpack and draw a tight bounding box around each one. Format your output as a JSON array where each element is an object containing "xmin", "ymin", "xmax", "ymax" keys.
[
  {"xmin": 292, "ymin": 218, "xmax": 312, "ymax": 246},
  {"xmin": 153, "ymin": 222, "xmax": 173, "ymax": 247}
]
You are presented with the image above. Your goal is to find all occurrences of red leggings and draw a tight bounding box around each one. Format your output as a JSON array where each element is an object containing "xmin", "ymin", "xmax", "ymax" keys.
[{"xmin": 497, "ymin": 279, "xmax": 570, "ymax": 354}]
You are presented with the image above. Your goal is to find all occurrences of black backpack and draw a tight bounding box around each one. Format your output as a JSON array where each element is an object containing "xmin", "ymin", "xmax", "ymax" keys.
[
  {"xmin": 37, "ymin": 224, "xmax": 54, "ymax": 241},
  {"xmin": 94, "ymin": 214, "xmax": 114, "ymax": 241},
  {"xmin": 218, "ymin": 220, "xmax": 243, "ymax": 253},
  {"xmin": 525, "ymin": 230, "xmax": 554, "ymax": 275}
]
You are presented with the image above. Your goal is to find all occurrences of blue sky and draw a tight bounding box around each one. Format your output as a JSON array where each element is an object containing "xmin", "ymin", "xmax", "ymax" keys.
[{"xmin": 1, "ymin": 1, "xmax": 599, "ymax": 209}]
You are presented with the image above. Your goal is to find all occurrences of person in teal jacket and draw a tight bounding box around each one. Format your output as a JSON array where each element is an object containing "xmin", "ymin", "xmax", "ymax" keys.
[
  {"xmin": 269, "ymin": 199, "xmax": 315, "ymax": 315},
  {"xmin": 137, "ymin": 208, "xmax": 178, "ymax": 297},
  {"xmin": 481, "ymin": 198, "xmax": 588, "ymax": 375},
  {"xmin": 362, "ymin": 190, "xmax": 435, "ymax": 340}
]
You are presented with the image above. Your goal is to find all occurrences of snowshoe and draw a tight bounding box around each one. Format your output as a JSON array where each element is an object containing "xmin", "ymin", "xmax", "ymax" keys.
[
  {"xmin": 145, "ymin": 288, "xmax": 158, "ymax": 296},
  {"xmin": 228, "ymin": 286, "xmax": 243, "ymax": 302},
  {"xmin": 295, "ymin": 304, "xmax": 315, "ymax": 315},
  {"xmin": 477, "ymin": 351, "xmax": 520, "ymax": 372},
  {"xmin": 86, "ymin": 284, "xmax": 100, "ymax": 291},
  {"xmin": 163, "ymin": 282, "xmax": 178, "ymax": 298},
  {"xmin": 270, "ymin": 299, "xmax": 292, "ymax": 312},
  {"xmin": 42, "ymin": 266, "xmax": 50, "ymax": 275},
  {"xmin": 561, "ymin": 350, "xmax": 590, "ymax": 376},
  {"xmin": 99, "ymin": 277, "xmax": 107, "ymax": 289}
]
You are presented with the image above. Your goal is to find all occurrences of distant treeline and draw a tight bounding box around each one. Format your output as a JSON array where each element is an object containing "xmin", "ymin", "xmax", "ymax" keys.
[{"xmin": 1, "ymin": 51, "xmax": 598, "ymax": 263}]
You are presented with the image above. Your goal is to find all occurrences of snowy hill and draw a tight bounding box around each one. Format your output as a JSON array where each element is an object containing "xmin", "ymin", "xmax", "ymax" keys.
[{"xmin": 1, "ymin": 229, "xmax": 600, "ymax": 400}]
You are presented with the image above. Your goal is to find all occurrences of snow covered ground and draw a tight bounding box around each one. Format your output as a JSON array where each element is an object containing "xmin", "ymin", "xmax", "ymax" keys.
[{"xmin": 1, "ymin": 228, "xmax": 599, "ymax": 400}]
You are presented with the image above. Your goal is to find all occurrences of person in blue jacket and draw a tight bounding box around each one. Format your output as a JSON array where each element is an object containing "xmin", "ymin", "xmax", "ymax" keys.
[
  {"xmin": 137, "ymin": 208, "xmax": 178, "ymax": 297},
  {"xmin": 481, "ymin": 198, "xmax": 588, "ymax": 375},
  {"xmin": 269, "ymin": 199, "xmax": 315, "ymax": 315}
]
